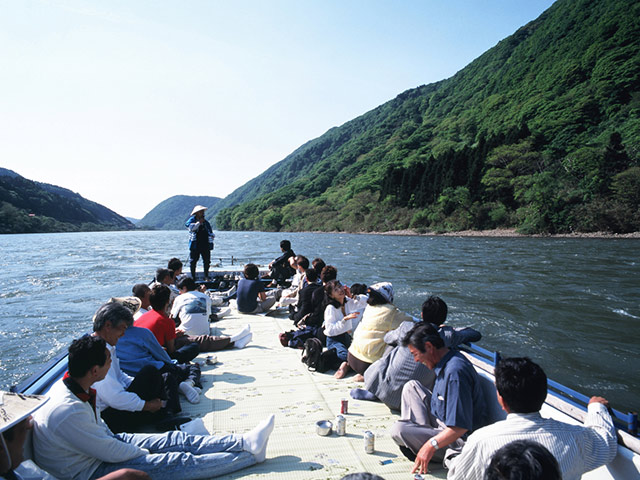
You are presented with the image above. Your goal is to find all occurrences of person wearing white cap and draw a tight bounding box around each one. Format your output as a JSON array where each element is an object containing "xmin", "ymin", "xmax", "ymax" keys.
[
  {"xmin": 184, "ymin": 205, "xmax": 215, "ymax": 280},
  {"xmin": 1, "ymin": 391, "xmax": 147, "ymax": 480}
]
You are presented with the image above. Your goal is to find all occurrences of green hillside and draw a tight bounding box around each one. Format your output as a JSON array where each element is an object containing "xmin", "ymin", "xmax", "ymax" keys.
[
  {"xmin": 138, "ymin": 195, "xmax": 221, "ymax": 230},
  {"xmin": 0, "ymin": 168, "xmax": 134, "ymax": 234},
  {"xmin": 217, "ymin": 0, "xmax": 640, "ymax": 234}
]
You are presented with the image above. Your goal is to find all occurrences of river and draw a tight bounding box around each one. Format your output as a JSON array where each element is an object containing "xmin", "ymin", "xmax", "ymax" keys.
[{"xmin": 0, "ymin": 230, "xmax": 638, "ymax": 414}]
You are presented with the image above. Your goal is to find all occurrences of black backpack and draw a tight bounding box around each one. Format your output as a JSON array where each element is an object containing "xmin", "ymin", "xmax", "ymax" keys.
[
  {"xmin": 301, "ymin": 339, "xmax": 342, "ymax": 373},
  {"xmin": 301, "ymin": 338, "xmax": 325, "ymax": 372}
]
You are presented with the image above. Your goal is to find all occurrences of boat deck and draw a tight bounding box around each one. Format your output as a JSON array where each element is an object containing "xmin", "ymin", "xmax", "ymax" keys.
[{"xmin": 181, "ymin": 308, "xmax": 445, "ymax": 480}]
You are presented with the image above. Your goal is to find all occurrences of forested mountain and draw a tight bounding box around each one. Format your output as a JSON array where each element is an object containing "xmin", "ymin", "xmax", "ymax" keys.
[
  {"xmin": 0, "ymin": 168, "xmax": 134, "ymax": 234},
  {"xmin": 217, "ymin": 0, "xmax": 640, "ymax": 234},
  {"xmin": 137, "ymin": 195, "xmax": 221, "ymax": 230}
]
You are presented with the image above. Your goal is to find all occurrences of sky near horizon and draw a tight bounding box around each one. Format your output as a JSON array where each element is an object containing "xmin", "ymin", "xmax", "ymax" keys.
[{"xmin": 0, "ymin": 0, "xmax": 556, "ymax": 219}]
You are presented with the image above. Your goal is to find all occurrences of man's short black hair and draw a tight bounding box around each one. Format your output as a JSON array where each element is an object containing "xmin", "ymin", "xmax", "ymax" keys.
[
  {"xmin": 68, "ymin": 335, "xmax": 108, "ymax": 378},
  {"xmin": 296, "ymin": 255, "xmax": 309, "ymax": 270},
  {"xmin": 244, "ymin": 263, "xmax": 259, "ymax": 280},
  {"xmin": 155, "ymin": 268, "xmax": 171, "ymax": 283},
  {"xmin": 350, "ymin": 283, "xmax": 368, "ymax": 295},
  {"xmin": 421, "ymin": 296, "xmax": 448, "ymax": 325},
  {"xmin": 305, "ymin": 268, "xmax": 318, "ymax": 283},
  {"xmin": 402, "ymin": 322, "xmax": 444, "ymax": 351},
  {"xmin": 177, "ymin": 276, "xmax": 197, "ymax": 291},
  {"xmin": 495, "ymin": 357, "xmax": 547, "ymax": 413},
  {"xmin": 168, "ymin": 257, "xmax": 183, "ymax": 271},
  {"xmin": 149, "ymin": 284, "xmax": 171, "ymax": 311},
  {"xmin": 132, "ymin": 283, "xmax": 150, "ymax": 299},
  {"xmin": 484, "ymin": 440, "xmax": 561, "ymax": 480},
  {"xmin": 280, "ymin": 240, "xmax": 291, "ymax": 251},
  {"xmin": 93, "ymin": 302, "xmax": 134, "ymax": 332}
]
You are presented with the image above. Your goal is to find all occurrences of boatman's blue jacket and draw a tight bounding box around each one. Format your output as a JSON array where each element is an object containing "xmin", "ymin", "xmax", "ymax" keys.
[{"xmin": 185, "ymin": 215, "xmax": 215, "ymax": 250}]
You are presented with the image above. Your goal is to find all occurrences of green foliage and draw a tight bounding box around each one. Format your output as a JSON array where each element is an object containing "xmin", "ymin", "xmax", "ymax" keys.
[
  {"xmin": 0, "ymin": 173, "xmax": 134, "ymax": 234},
  {"xmin": 216, "ymin": 0, "xmax": 640, "ymax": 234}
]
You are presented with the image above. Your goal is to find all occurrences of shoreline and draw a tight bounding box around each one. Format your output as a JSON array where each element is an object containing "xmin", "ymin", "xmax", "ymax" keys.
[{"xmin": 362, "ymin": 228, "xmax": 640, "ymax": 239}]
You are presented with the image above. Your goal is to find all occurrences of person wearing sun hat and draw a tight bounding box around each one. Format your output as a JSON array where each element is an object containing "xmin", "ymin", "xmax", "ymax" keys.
[
  {"xmin": 1, "ymin": 393, "xmax": 151, "ymax": 480},
  {"xmin": 184, "ymin": 205, "xmax": 215, "ymax": 281},
  {"xmin": 335, "ymin": 282, "xmax": 413, "ymax": 380},
  {"xmin": 0, "ymin": 391, "xmax": 49, "ymax": 479}
]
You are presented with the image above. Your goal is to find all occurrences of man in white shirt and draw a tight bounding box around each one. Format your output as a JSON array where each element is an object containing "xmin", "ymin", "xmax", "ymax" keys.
[
  {"xmin": 92, "ymin": 302, "xmax": 193, "ymax": 432},
  {"xmin": 447, "ymin": 357, "xmax": 617, "ymax": 480},
  {"xmin": 32, "ymin": 335, "xmax": 275, "ymax": 480},
  {"xmin": 171, "ymin": 277, "xmax": 253, "ymax": 351},
  {"xmin": 131, "ymin": 284, "xmax": 150, "ymax": 320}
]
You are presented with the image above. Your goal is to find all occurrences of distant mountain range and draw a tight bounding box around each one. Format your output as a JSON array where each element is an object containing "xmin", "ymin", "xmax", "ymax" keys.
[
  {"xmin": 214, "ymin": 0, "xmax": 640, "ymax": 234},
  {"xmin": 0, "ymin": 168, "xmax": 134, "ymax": 234},
  {"xmin": 137, "ymin": 195, "xmax": 221, "ymax": 230}
]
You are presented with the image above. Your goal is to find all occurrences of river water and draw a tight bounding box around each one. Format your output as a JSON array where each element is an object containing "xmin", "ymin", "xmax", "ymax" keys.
[{"xmin": 0, "ymin": 231, "xmax": 638, "ymax": 414}]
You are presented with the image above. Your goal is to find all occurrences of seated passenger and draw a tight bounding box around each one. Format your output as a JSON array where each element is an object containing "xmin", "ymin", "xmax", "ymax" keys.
[
  {"xmin": 167, "ymin": 257, "xmax": 185, "ymax": 284},
  {"xmin": 171, "ymin": 277, "xmax": 252, "ymax": 351},
  {"xmin": 237, "ymin": 264, "xmax": 279, "ymax": 314},
  {"xmin": 266, "ymin": 240, "xmax": 295, "ymax": 285},
  {"xmin": 353, "ymin": 296, "xmax": 481, "ymax": 410},
  {"xmin": 447, "ymin": 357, "xmax": 617, "ymax": 480},
  {"xmin": 484, "ymin": 440, "xmax": 561, "ymax": 480},
  {"xmin": 322, "ymin": 280, "xmax": 367, "ymax": 372},
  {"xmin": 280, "ymin": 255, "xmax": 310, "ymax": 309},
  {"xmin": 0, "ymin": 391, "xmax": 150, "ymax": 480},
  {"xmin": 135, "ymin": 285, "xmax": 199, "ymax": 364},
  {"xmin": 304, "ymin": 265, "xmax": 338, "ymax": 329},
  {"xmin": 149, "ymin": 269, "xmax": 178, "ymax": 313},
  {"xmin": 391, "ymin": 322, "xmax": 487, "ymax": 473},
  {"xmin": 337, "ymin": 282, "xmax": 413, "ymax": 380},
  {"xmin": 92, "ymin": 302, "xmax": 187, "ymax": 433},
  {"xmin": 32, "ymin": 335, "xmax": 275, "ymax": 480},
  {"xmin": 115, "ymin": 323, "xmax": 203, "ymax": 407},
  {"xmin": 131, "ymin": 284, "xmax": 151, "ymax": 320},
  {"xmin": 292, "ymin": 268, "xmax": 323, "ymax": 325}
]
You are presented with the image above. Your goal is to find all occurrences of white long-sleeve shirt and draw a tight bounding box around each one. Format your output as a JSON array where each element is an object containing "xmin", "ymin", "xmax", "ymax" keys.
[
  {"xmin": 323, "ymin": 296, "xmax": 367, "ymax": 337},
  {"xmin": 32, "ymin": 379, "xmax": 148, "ymax": 480},
  {"xmin": 447, "ymin": 402, "xmax": 617, "ymax": 480},
  {"xmin": 93, "ymin": 344, "xmax": 145, "ymax": 412}
]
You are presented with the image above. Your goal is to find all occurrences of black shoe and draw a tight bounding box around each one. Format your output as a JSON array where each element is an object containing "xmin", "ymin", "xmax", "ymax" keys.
[
  {"xmin": 399, "ymin": 445, "xmax": 417, "ymax": 461},
  {"xmin": 154, "ymin": 415, "xmax": 192, "ymax": 432}
]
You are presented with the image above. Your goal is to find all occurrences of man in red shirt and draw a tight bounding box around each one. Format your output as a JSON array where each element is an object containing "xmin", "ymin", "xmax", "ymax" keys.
[{"xmin": 135, "ymin": 285, "xmax": 199, "ymax": 364}]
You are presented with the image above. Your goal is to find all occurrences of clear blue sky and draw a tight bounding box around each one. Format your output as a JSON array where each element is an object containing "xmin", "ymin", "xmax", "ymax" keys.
[{"xmin": 0, "ymin": 0, "xmax": 556, "ymax": 218}]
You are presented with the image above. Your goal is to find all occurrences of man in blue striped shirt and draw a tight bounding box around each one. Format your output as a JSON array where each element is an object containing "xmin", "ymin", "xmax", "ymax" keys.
[{"xmin": 447, "ymin": 357, "xmax": 617, "ymax": 480}]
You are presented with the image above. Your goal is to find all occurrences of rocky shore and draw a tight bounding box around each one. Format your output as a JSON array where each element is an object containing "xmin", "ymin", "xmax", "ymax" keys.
[{"xmin": 372, "ymin": 228, "xmax": 640, "ymax": 239}]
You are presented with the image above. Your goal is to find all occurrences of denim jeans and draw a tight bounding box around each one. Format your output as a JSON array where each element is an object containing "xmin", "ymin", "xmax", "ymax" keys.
[
  {"xmin": 90, "ymin": 430, "xmax": 256, "ymax": 480},
  {"xmin": 326, "ymin": 333, "xmax": 351, "ymax": 362}
]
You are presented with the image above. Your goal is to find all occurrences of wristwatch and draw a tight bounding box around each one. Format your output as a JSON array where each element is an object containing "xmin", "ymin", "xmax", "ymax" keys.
[{"xmin": 430, "ymin": 438, "xmax": 439, "ymax": 450}]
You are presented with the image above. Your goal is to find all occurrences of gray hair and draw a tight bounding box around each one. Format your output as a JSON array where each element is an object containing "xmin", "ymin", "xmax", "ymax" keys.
[{"xmin": 93, "ymin": 302, "xmax": 134, "ymax": 332}]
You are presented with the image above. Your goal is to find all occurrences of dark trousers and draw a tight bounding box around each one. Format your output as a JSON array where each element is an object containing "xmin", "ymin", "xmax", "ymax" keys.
[
  {"xmin": 100, "ymin": 365, "xmax": 179, "ymax": 433},
  {"xmin": 169, "ymin": 341, "xmax": 200, "ymax": 364},
  {"xmin": 160, "ymin": 362, "xmax": 202, "ymax": 389},
  {"xmin": 189, "ymin": 247, "xmax": 211, "ymax": 278}
]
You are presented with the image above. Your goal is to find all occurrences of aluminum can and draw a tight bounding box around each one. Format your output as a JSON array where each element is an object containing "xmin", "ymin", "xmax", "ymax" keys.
[
  {"xmin": 340, "ymin": 398, "xmax": 348, "ymax": 414},
  {"xmin": 206, "ymin": 355, "xmax": 217, "ymax": 365},
  {"xmin": 364, "ymin": 430, "xmax": 375, "ymax": 454},
  {"xmin": 335, "ymin": 415, "xmax": 346, "ymax": 436}
]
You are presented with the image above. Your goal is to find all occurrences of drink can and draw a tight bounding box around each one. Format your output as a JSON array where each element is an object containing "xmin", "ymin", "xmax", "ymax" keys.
[
  {"xmin": 335, "ymin": 415, "xmax": 346, "ymax": 436},
  {"xmin": 206, "ymin": 355, "xmax": 218, "ymax": 365},
  {"xmin": 340, "ymin": 398, "xmax": 348, "ymax": 414},
  {"xmin": 364, "ymin": 430, "xmax": 375, "ymax": 454}
]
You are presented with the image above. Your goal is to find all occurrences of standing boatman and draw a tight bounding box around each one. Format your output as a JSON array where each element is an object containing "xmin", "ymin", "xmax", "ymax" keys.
[{"xmin": 185, "ymin": 205, "xmax": 215, "ymax": 280}]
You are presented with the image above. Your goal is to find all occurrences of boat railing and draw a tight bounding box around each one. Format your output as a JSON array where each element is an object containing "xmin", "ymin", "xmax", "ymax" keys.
[{"xmin": 462, "ymin": 342, "xmax": 638, "ymax": 438}]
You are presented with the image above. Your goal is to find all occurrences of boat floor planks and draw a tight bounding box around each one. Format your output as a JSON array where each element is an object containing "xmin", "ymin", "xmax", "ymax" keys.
[{"xmin": 181, "ymin": 309, "xmax": 443, "ymax": 479}]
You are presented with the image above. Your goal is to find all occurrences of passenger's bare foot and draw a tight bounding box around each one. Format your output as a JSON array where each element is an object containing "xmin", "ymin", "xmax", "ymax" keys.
[
  {"xmin": 353, "ymin": 374, "xmax": 364, "ymax": 382},
  {"xmin": 334, "ymin": 362, "xmax": 350, "ymax": 379}
]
